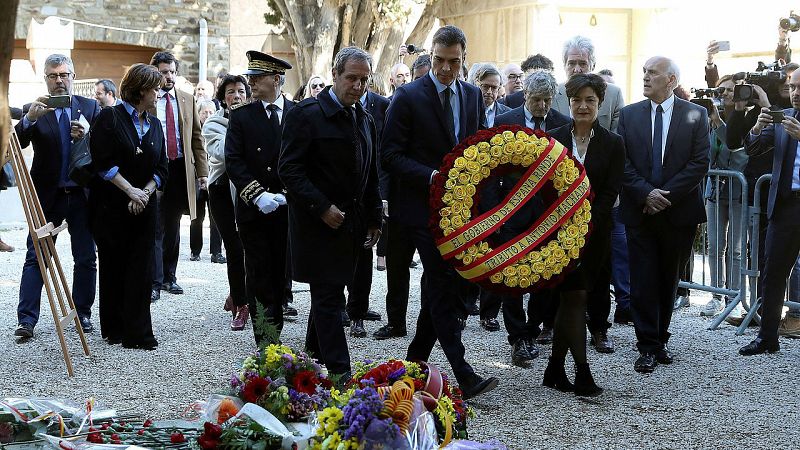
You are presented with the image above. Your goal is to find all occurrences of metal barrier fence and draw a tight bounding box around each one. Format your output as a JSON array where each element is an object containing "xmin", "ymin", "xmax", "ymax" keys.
[
  {"xmin": 679, "ymin": 171, "xmax": 800, "ymax": 335},
  {"xmin": 72, "ymin": 79, "xmax": 99, "ymax": 99}
]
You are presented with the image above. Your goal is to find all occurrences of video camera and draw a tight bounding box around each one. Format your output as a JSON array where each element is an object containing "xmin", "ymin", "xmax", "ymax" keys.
[
  {"xmin": 690, "ymin": 87, "xmax": 724, "ymax": 115},
  {"xmin": 780, "ymin": 12, "xmax": 800, "ymax": 32},
  {"xmin": 732, "ymin": 61, "xmax": 787, "ymax": 102},
  {"xmin": 405, "ymin": 44, "xmax": 426, "ymax": 54}
]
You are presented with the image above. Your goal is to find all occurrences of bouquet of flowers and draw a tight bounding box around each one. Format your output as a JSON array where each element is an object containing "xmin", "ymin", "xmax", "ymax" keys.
[
  {"xmin": 310, "ymin": 359, "xmax": 472, "ymax": 449},
  {"xmin": 229, "ymin": 344, "xmax": 336, "ymax": 423}
]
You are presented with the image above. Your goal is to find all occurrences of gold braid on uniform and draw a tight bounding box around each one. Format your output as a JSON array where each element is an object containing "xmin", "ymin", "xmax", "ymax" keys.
[
  {"xmin": 240, "ymin": 180, "xmax": 266, "ymax": 204},
  {"xmin": 248, "ymin": 60, "xmax": 286, "ymax": 74}
]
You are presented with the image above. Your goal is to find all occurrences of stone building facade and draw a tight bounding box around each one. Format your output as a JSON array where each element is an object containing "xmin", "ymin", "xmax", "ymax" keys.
[{"xmin": 14, "ymin": 0, "xmax": 231, "ymax": 83}]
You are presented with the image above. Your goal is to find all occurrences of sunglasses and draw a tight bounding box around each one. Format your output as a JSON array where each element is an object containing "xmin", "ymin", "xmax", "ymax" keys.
[{"xmin": 311, "ymin": 83, "xmax": 325, "ymax": 89}]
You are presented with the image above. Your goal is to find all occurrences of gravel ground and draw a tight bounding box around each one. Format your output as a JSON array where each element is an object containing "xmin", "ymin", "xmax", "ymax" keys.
[{"xmin": 1, "ymin": 219, "xmax": 799, "ymax": 450}]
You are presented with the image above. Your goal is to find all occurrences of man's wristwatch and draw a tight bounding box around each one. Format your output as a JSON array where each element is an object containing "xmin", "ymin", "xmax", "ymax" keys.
[{"xmin": 143, "ymin": 187, "xmax": 152, "ymax": 196}]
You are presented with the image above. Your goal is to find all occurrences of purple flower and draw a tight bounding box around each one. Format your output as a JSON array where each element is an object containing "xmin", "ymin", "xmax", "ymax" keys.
[
  {"xmin": 388, "ymin": 366, "xmax": 406, "ymax": 382},
  {"xmin": 341, "ymin": 385, "xmax": 385, "ymax": 441}
]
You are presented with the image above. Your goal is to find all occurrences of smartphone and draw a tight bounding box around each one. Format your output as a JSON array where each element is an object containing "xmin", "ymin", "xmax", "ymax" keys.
[
  {"xmin": 769, "ymin": 110, "xmax": 785, "ymax": 124},
  {"xmin": 44, "ymin": 95, "xmax": 71, "ymax": 108},
  {"xmin": 717, "ymin": 41, "xmax": 730, "ymax": 51}
]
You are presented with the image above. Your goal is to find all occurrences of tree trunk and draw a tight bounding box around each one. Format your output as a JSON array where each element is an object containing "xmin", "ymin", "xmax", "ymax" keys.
[{"xmin": 0, "ymin": 0, "xmax": 19, "ymax": 166}]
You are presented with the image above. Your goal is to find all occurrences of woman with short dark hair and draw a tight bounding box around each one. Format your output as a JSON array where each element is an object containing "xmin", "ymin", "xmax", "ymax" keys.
[
  {"xmin": 89, "ymin": 63, "xmax": 168, "ymax": 350},
  {"xmin": 545, "ymin": 73, "xmax": 625, "ymax": 396}
]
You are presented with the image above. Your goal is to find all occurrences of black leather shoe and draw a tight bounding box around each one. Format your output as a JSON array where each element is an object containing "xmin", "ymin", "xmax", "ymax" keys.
[
  {"xmin": 79, "ymin": 316, "xmax": 94, "ymax": 333},
  {"xmin": 211, "ymin": 253, "xmax": 227, "ymax": 264},
  {"xmin": 350, "ymin": 319, "xmax": 367, "ymax": 338},
  {"xmin": 283, "ymin": 304, "xmax": 298, "ymax": 316},
  {"xmin": 189, "ymin": 253, "xmax": 201, "ymax": 261},
  {"xmin": 460, "ymin": 374, "xmax": 499, "ymax": 400},
  {"xmin": 151, "ymin": 289, "xmax": 160, "ymax": 303},
  {"xmin": 164, "ymin": 282, "xmax": 183, "ymax": 294},
  {"xmin": 574, "ymin": 362, "xmax": 603, "ymax": 397},
  {"xmin": 634, "ymin": 353, "xmax": 658, "ymax": 373},
  {"xmin": 613, "ymin": 308, "xmax": 632, "ymax": 325},
  {"xmin": 739, "ymin": 338, "xmax": 780, "ymax": 356},
  {"xmin": 480, "ymin": 318, "xmax": 500, "ymax": 332},
  {"xmin": 590, "ymin": 331, "xmax": 615, "ymax": 353},
  {"xmin": 542, "ymin": 356, "xmax": 574, "ymax": 392},
  {"xmin": 105, "ymin": 336, "xmax": 122, "ymax": 345},
  {"xmin": 409, "ymin": 260, "xmax": 419, "ymax": 268},
  {"xmin": 511, "ymin": 339, "xmax": 535, "ymax": 367},
  {"xmin": 341, "ymin": 311, "xmax": 351, "ymax": 327},
  {"xmin": 525, "ymin": 339, "xmax": 540, "ymax": 359},
  {"xmin": 467, "ymin": 302, "xmax": 480, "ymax": 316},
  {"xmin": 14, "ymin": 323, "xmax": 34, "ymax": 338},
  {"xmin": 364, "ymin": 309, "xmax": 382, "ymax": 321},
  {"xmin": 656, "ymin": 346, "xmax": 675, "ymax": 364},
  {"xmin": 536, "ymin": 326, "xmax": 553, "ymax": 344},
  {"xmin": 122, "ymin": 339, "xmax": 158, "ymax": 351},
  {"xmin": 373, "ymin": 324, "xmax": 407, "ymax": 340}
]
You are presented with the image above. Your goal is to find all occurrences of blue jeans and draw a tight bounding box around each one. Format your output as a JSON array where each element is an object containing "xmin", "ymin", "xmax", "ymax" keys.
[
  {"xmin": 18, "ymin": 189, "xmax": 96, "ymax": 326},
  {"xmin": 610, "ymin": 206, "xmax": 631, "ymax": 310}
]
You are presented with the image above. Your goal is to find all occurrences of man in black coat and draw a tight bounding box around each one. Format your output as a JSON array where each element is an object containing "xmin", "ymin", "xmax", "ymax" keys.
[
  {"xmin": 279, "ymin": 46, "xmax": 382, "ymax": 378},
  {"xmin": 14, "ymin": 54, "xmax": 100, "ymax": 338},
  {"xmin": 224, "ymin": 51, "xmax": 293, "ymax": 346},
  {"xmin": 617, "ymin": 56, "xmax": 709, "ymax": 373},
  {"xmin": 381, "ymin": 25, "xmax": 498, "ymax": 399}
]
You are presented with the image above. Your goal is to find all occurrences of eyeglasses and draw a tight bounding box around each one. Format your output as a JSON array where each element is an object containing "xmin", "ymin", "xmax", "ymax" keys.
[
  {"xmin": 507, "ymin": 74, "xmax": 524, "ymax": 81},
  {"xmin": 479, "ymin": 83, "xmax": 500, "ymax": 93},
  {"xmin": 45, "ymin": 72, "xmax": 73, "ymax": 81},
  {"xmin": 311, "ymin": 83, "xmax": 325, "ymax": 89},
  {"xmin": 159, "ymin": 70, "xmax": 177, "ymax": 76}
]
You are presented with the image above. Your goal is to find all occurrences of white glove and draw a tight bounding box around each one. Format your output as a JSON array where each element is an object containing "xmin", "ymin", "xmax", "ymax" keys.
[
  {"xmin": 274, "ymin": 193, "xmax": 287, "ymax": 206},
  {"xmin": 254, "ymin": 192, "xmax": 280, "ymax": 214}
]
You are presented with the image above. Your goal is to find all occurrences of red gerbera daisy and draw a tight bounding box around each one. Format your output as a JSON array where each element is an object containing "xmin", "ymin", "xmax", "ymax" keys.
[
  {"xmin": 293, "ymin": 370, "xmax": 319, "ymax": 395},
  {"xmin": 241, "ymin": 376, "xmax": 270, "ymax": 403}
]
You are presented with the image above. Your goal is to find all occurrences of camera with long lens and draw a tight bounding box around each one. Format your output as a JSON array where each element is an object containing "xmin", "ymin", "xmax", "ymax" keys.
[
  {"xmin": 732, "ymin": 61, "xmax": 787, "ymax": 102},
  {"xmin": 780, "ymin": 12, "xmax": 800, "ymax": 32},
  {"xmin": 690, "ymin": 87, "xmax": 723, "ymax": 115}
]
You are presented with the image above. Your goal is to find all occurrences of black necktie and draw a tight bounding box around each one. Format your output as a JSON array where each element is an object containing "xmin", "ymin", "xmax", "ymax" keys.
[
  {"xmin": 442, "ymin": 88, "xmax": 455, "ymax": 141},
  {"xmin": 652, "ymin": 104, "xmax": 664, "ymax": 184},
  {"xmin": 266, "ymin": 103, "xmax": 280, "ymax": 134},
  {"xmin": 345, "ymin": 108, "xmax": 364, "ymax": 178},
  {"xmin": 533, "ymin": 117, "xmax": 543, "ymax": 131}
]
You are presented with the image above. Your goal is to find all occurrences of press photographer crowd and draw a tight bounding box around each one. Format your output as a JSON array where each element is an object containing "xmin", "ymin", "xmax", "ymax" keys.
[{"xmin": 4, "ymin": 12, "xmax": 800, "ymax": 402}]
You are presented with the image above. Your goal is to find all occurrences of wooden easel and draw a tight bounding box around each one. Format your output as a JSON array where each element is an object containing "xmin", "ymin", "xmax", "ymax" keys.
[{"xmin": 7, "ymin": 130, "xmax": 90, "ymax": 377}]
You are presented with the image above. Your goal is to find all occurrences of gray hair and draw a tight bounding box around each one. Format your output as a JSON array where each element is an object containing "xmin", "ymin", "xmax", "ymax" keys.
[
  {"xmin": 197, "ymin": 99, "xmax": 217, "ymax": 112},
  {"xmin": 562, "ymin": 36, "xmax": 596, "ymax": 70},
  {"xmin": 474, "ymin": 63, "xmax": 502, "ymax": 85},
  {"xmin": 44, "ymin": 53, "xmax": 75, "ymax": 73},
  {"xmin": 665, "ymin": 58, "xmax": 681, "ymax": 84},
  {"xmin": 333, "ymin": 46, "xmax": 373, "ymax": 75},
  {"xmin": 524, "ymin": 69, "xmax": 558, "ymax": 98}
]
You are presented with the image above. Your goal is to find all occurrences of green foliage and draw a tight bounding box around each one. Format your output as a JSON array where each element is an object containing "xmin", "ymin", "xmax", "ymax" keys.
[
  {"xmin": 253, "ymin": 303, "xmax": 282, "ymax": 347},
  {"xmin": 219, "ymin": 420, "xmax": 283, "ymax": 449},
  {"xmin": 263, "ymin": 0, "xmax": 282, "ymax": 27}
]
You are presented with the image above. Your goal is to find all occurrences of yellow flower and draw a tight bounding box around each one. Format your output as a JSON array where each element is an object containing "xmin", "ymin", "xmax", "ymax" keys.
[
  {"xmin": 540, "ymin": 247, "xmax": 551, "ymax": 258},
  {"xmin": 463, "ymin": 196, "xmax": 474, "ymax": 208},
  {"xmin": 457, "ymin": 173, "xmax": 471, "ymax": 185},
  {"xmin": 548, "ymin": 241, "xmax": 559, "ymax": 251},
  {"xmin": 451, "ymin": 216, "xmax": 464, "ymax": 228},
  {"xmin": 442, "ymin": 193, "xmax": 454, "ymax": 204},
  {"xmin": 514, "ymin": 141, "xmax": 526, "ymax": 155},
  {"xmin": 502, "ymin": 143, "xmax": 514, "ymax": 156},
  {"xmin": 439, "ymin": 207, "xmax": 451, "ymax": 217},
  {"xmin": 466, "ymin": 161, "xmax": 481, "ymax": 173},
  {"xmin": 566, "ymin": 225, "xmax": 579, "ymax": 238},
  {"xmin": 532, "ymin": 261, "xmax": 545, "ymax": 273},
  {"xmin": 584, "ymin": 211, "xmax": 592, "ymax": 222},
  {"xmin": 465, "ymin": 184, "xmax": 477, "ymax": 196},
  {"xmin": 451, "ymin": 202, "xmax": 463, "ymax": 213},
  {"xmin": 454, "ymin": 157, "xmax": 467, "ymax": 169},
  {"xmin": 443, "ymin": 227, "xmax": 455, "ymax": 236},
  {"xmin": 565, "ymin": 169, "xmax": 577, "ymax": 184},
  {"xmin": 477, "ymin": 141, "xmax": 490, "ymax": 151},
  {"xmin": 467, "ymin": 245, "xmax": 479, "ymax": 256},
  {"xmin": 553, "ymin": 264, "xmax": 563, "ymax": 275},
  {"xmin": 480, "ymin": 167, "xmax": 491, "ymax": 177},
  {"xmin": 553, "ymin": 178, "xmax": 565, "ymax": 191},
  {"xmin": 463, "ymin": 146, "xmax": 479, "ymax": 160},
  {"xmin": 529, "ymin": 251, "xmax": 541, "ymax": 262},
  {"xmin": 511, "ymin": 155, "xmax": 522, "ymax": 165},
  {"xmin": 522, "ymin": 156, "xmax": 534, "ymax": 166},
  {"xmin": 445, "ymin": 179, "xmax": 456, "ymax": 190},
  {"xmin": 518, "ymin": 265, "xmax": 532, "ymax": 277},
  {"xmin": 487, "ymin": 160, "xmax": 499, "ymax": 169},
  {"xmin": 580, "ymin": 223, "xmax": 589, "ymax": 234},
  {"xmin": 455, "ymin": 251, "xmax": 466, "ymax": 260},
  {"xmin": 563, "ymin": 237, "xmax": 575, "ymax": 249},
  {"xmin": 462, "ymin": 254, "xmax": 473, "ymax": 265},
  {"xmin": 471, "ymin": 173, "xmax": 482, "ymax": 184},
  {"xmin": 490, "ymin": 145, "xmax": 503, "ymax": 157},
  {"xmin": 477, "ymin": 152, "xmax": 490, "ymax": 165},
  {"xmin": 553, "ymin": 247, "xmax": 566, "ymax": 260},
  {"xmin": 502, "ymin": 130, "xmax": 516, "ymax": 142},
  {"xmin": 439, "ymin": 218, "xmax": 451, "ymax": 229},
  {"xmin": 572, "ymin": 213, "xmax": 585, "ymax": 225},
  {"xmin": 453, "ymin": 186, "xmax": 467, "ymax": 200},
  {"xmin": 500, "ymin": 155, "xmax": 511, "ymax": 164},
  {"xmin": 490, "ymin": 272, "xmax": 504, "ymax": 284},
  {"xmin": 461, "ymin": 209, "xmax": 471, "ymax": 220},
  {"xmin": 448, "ymin": 168, "xmax": 460, "ymax": 179},
  {"xmin": 502, "ymin": 265, "xmax": 517, "ymax": 277},
  {"xmin": 563, "ymin": 158, "xmax": 575, "ymax": 170},
  {"xmin": 569, "ymin": 246, "xmax": 581, "ymax": 259},
  {"xmin": 543, "ymin": 269, "xmax": 553, "ymax": 280},
  {"xmin": 531, "ymin": 273, "xmax": 541, "ymax": 282},
  {"xmin": 505, "ymin": 276, "xmax": 519, "ymax": 287},
  {"xmin": 490, "ymin": 135, "xmax": 504, "ymax": 146},
  {"xmin": 479, "ymin": 241, "xmax": 490, "ymax": 252},
  {"xmin": 519, "ymin": 277, "xmax": 531, "ymax": 289},
  {"xmin": 577, "ymin": 237, "xmax": 586, "ymax": 247}
]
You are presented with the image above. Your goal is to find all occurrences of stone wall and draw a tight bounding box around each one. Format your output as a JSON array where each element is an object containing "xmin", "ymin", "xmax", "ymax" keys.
[{"xmin": 15, "ymin": 0, "xmax": 231, "ymax": 82}]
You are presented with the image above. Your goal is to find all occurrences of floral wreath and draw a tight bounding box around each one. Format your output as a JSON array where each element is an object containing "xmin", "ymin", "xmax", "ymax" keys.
[{"xmin": 429, "ymin": 125, "xmax": 593, "ymax": 295}]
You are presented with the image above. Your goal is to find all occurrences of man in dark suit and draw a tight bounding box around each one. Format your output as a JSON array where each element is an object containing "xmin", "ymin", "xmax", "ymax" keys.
[
  {"xmin": 344, "ymin": 88, "xmax": 389, "ymax": 337},
  {"xmin": 473, "ymin": 64, "xmax": 510, "ymax": 128},
  {"xmin": 498, "ymin": 54, "xmax": 555, "ymax": 109},
  {"xmin": 382, "ymin": 25, "xmax": 498, "ymax": 399},
  {"xmin": 740, "ymin": 68, "xmax": 800, "ymax": 355},
  {"xmin": 14, "ymin": 54, "xmax": 100, "ymax": 338},
  {"xmin": 617, "ymin": 56, "xmax": 709, "ymax": 373},
  {"xmin": 279, "ymin": 46, "xmax": 382, "ymax": 378},
  {"xmin": 225, "ymin": 51, "xmax": 293, "ymax": 345},
  {"xmin": 495, "ymin": 69, "xmax": 569, "ymax": 131},
  {"xmin": 149, "ymin": 51, "xmax": 209, "ymax": 301}
]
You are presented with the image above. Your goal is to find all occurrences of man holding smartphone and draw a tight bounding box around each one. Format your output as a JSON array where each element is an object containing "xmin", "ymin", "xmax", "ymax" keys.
[
  {"xmin": 13, "ymin": 54, "xmax": 101, "ymax": 339},
  {"xmin": 741, "ymin": 68, "xmax": 800, "ymax": 355}
]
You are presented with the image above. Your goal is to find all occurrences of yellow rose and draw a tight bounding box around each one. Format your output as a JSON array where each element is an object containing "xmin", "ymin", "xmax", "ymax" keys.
[
  {"xmin": 514, "ymin": 141, "xmax": 526, "ymax": 155},
  {"xmin": 565, "ymin": 170, "xmax": 577, "ymax": 184},
  {"xmin": 540, "ymin": 247, "xmax": 551, "ymax": 258},
  {"xmin": 522, "ymin": 156, "xmax": 534, "ymax": 166},
  {"xmin": 490, "ymin": 135, "xmax": 504, "ymax": 146},
  {"xmin": 529, "ymin": 251, "xmax": 542, "ymax": 262},
  {"xmin": 465, "ymin": 184, "xmax": 477, "ymax": 196},
  {"xmin": 580, "ymin": 224, "xmax": 589, "ymax": 235},
  {"xmin": 511, "ymin": 155, "xmax": 522, "ymax": 165},
  {"xmin": 553, "ymin": 265, "xmax": 563, "ymax": 275},
  {"xmin": 490, "ymin": 145, "xmax": 503, "ymax": 157},
  {"xmin": 531, "ymin": 273, "xmax": 541, "ymax": 283},
  {"xmin": 502, "ymin": 265, "xmax": 517, "ymax": 277},
  {"xmin": 479, "ymin": 241, "xmax": 490, "ymax": 253},
  {"xmin": 439, "ymin": 207, "xmax": 451, "ymax": 217},
  {"xmin": 487, "ymin": 160, "xmax": 499, "ymax": 169},
  {"xmin": 463, "ymin": 196, "xmax": 474, "ymax": 208},
  {"xmin": 451, "ymin": 216, "xmax": 464, "ymax": 228},
  {"xmin": 461, "ymin": 209, "xmax": 471, "ymax": 220},
  {"xmin": 572, "ymin": 213, "xmax": 585, "ymax": 225},
  {"xmin": 577, "ymin": 237, "xmax": 586, "ymax": 247},
  {"xmin": 563, "ymin": 237, "xmax": 575, "ymax": 249},
  {"xmin": 457, "ymin": 173, "xmax": 471, "ymax": 185},
  {"xmin": 502, "ymin": 130, "xmax": 516, "ymax": 142},
  {"xmin": 555, "ymin": 162, "xmax": 566, "ymax": 176},
  {"xmin": 448, "ymin": 168, "xmax": 460, "ymax": 179},
  {"xmin": 439, "ymin": 218, "xmax": 451, "ymax": 229},
  {"xmin": 462, "ymin": 254, "xmax": 473, "ymax": 265},
  {"xmin": 463, "ymin": 146, "xmax": 478, "ymax": 160},
  {"xmin": 553, "ymin": 178, "xmax": 565, "ymax": 191},
  {"xmin": 442, "ymin": 193, "xmax": 454, "ymax": 204},
  {"xmin": 584, "ymin": 211, "xmax": 592, "ymax": 222},
  {"xmin": 557, "ymin": 229, "xmax": 567, "ymax": 241},
  {"xmin": 467, "ymin": 245, "xmax": 478, "ymax": 255},
  {"xmin": 505, "ymin": 276, "xmax": 519, "ymax": 287},
  {"xmin": 490, "ymin": 272, "xmax": 504, "ymax": 284},
  {"xmin": 516, "ymin": 131, "xmax": 529, "ymax": 140},
  {"xmin": 454, "ymin": 157, "xmax": 467, "ymax": 168},
  {"xmin": 502, "ymin": 143, "xmax": 514, "ymax": 156},
  {"xmin": 477, "ymin": 152, "xmax": 490, "ymax": 165},
  {"xmin": 480, "ymin": 167, "xmax": 491, "ymax": 177},
  {"xmin": 455, "ymin": 251, "xmax": 466, "ymax": 260},
  {"xmin": 563, "ymin": 158, "xmax": 575, "ymax": 170},
  {"xmin": 570, "ymin": 167, "xmax": 580, "ymax": 179},
  {"xmin": 477, "ymin": 142, "xmax": 490, "ymax": 151},
  {"xmin": 453, "ymin": 186, "xmax": 466, "ymax": 200},
  {"xmin": 569, "ymin": 246, "xmax": 580, "ymax": 259},
  {"xmin": 566, "ymin": 225, "xmax": 579, "ymax": 238},
  {"xmin": 471, "ymin": 173, "xmax": 482, "ymax": 184},
  {"xmin": 451, "ymin": 201, "xmax": 462, "ymax": 213},
  {"xmin": 443, "ymin": 227, "xmax": 455, "ymax": 236},
  {"xmin": 532, "ymin": 261, "xmax": 545, "ymax": 273},
  {"xmin": 445, "ymin": 179, "xmax": 456, "ymax": 190},
  {"xmin": 466, "ymin": 161, "xmax": 481, "ymax": 173},
  {"xmin": 548, "ymin": 241, "xmax": 560, "ymax": 251},
  {"xmin": 518, "ymin": 265, "xmax": 532, "ymax": 277},
  {"xmin": 500, "ymin": 155, "xmax": 511, "ymax": 164},
  {"xmin": 519, "ymin": 277, "xmax": 531, "ymax": 289}
]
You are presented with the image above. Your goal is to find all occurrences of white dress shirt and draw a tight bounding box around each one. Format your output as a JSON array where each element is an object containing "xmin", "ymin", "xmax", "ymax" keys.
[
  {"xmin": 650, "ymin": 94, "xmax": 675, "ymax": 163},
  {"xmin": 524, "ymin": 106, "xmax": 548, "ymax": 131},
  {"xmin": 156, "ymin": 87, "xmax": 183, "ymax": 157},
  {"xmin": 261, "ymin": 94, "xmax": 285, "ymax": 124}
]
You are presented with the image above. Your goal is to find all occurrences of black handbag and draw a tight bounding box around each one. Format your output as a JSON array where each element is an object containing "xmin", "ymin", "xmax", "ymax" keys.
[{"xmin": 68, "ymin": 108, "xmax": 121, "ymax": 186}]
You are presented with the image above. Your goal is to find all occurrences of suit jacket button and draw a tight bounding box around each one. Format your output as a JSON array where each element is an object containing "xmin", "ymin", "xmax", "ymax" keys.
[{"xmin": 256, "ymin": 147, "xmax": 261, "ymax": 152}]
